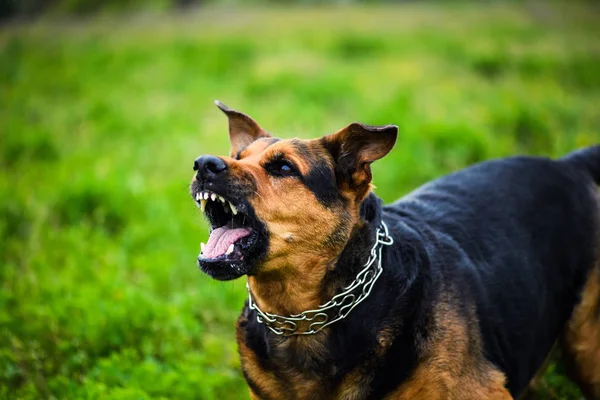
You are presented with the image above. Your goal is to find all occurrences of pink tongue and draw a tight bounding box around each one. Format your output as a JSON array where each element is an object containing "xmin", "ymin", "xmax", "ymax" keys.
[{"xmin": 203, "ymin": 226, "xmax": 252, "ymax": 258}]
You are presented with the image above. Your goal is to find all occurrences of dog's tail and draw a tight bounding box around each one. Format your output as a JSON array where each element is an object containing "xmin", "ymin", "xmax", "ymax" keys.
[{"xmin": 561, "ymin": 145, "xmax": 600, "ymax": 184}]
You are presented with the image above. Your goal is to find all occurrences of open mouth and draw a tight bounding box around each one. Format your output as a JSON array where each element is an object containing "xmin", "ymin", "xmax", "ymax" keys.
[{"xmin": 192, "ymin": 188, "xmax": 266, "ymax": 280}]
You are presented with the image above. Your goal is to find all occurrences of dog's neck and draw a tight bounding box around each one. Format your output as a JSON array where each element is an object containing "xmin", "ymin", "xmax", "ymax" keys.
[
  {"xmin": 247, "ymin": 193, "xmax": 383, "ymax": 322},
  {"xmin": 246, "ymin": 259, "xmax": 332, "ymax": 317}
]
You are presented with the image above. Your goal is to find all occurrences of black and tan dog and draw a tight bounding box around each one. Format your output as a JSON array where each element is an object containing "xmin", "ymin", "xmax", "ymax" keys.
[{"xmin": 190, "ymin": 101, "xmax": 600, "ymax": 400}]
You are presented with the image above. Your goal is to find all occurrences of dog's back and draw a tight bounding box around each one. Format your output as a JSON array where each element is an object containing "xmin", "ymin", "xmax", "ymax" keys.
[{"xmin": 385, "ymin": 146, "xmax": 600, "ymax": 397}]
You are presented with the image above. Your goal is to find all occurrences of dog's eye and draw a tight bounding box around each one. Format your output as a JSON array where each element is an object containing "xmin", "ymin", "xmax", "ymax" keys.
[{"xmin": 266, "ymin": 160, "xmax": 298, "ymax": 177}]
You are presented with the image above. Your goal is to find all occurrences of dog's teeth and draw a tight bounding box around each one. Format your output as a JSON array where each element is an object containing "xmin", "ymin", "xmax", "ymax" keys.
[
  {"xmin": 226, "ymin": 243, "xmax": 234, "ymax": 255},
  {"xmin": 211, "ymin": 193, "xmax": 216, "ymax": 201},
  {"xmin": 200, "ymin": 242, "xmax": 205, "ymax": 253},
  {"xmin": 195, "ymin": 192, "xmax": 201, "ymax": 201},
  {"xmin": 204, "ymin": 192, "xmax": 209, "ymax": 200},
  {"xmin": 200, "ymin": 199, "xmax": 207, "ymax": 212},
  {"xmin": 218, "ymin": 196, "xmax": 225, "ymax": 203},
  {"xmin": 229, "ymin": 202, "xmax": 238, "ymax": 215}
]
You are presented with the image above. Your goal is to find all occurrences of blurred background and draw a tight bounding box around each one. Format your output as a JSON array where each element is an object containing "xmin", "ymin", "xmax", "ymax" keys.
[{"xmin": 1, "ymin": 0, "xmax": 599, "ymax": 399}]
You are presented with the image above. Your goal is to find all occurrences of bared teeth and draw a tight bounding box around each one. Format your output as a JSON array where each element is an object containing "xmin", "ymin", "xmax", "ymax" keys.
[
  {"xmin": 200, "ymin": 242, "xmax": 205, "ymax": 253},
  {"xmin": 226, "ymin": 243, "xmax": 234, "ymax": 255},
  {"xmin": 195, "ymin": 190, "xmax": 239, "ymax": 217}
]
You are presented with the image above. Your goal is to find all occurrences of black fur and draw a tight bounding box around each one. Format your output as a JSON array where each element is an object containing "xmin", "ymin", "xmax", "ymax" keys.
[
  {"xmin": 239, "ymin": 146, "xmax": 600, "ymax": 398},
  {"xmin": 290, "ymin": 140, "xmax": 343, "ymax": 206},
  {"xmin": 561, "ymin": 145, "xmax": 600, "ymax": 182},
  {"xmin": 303, "ymin": 160, "xmax": 340, "ymax": 206}
]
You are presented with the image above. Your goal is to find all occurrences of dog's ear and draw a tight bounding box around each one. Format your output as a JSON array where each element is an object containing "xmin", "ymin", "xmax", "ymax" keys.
[
  {"xmin": 215, "ymin": 100, "xmax": 271, "ymax": 157},
  {"xmin": 323, "ymin": 122, "xmax": 397, "ymax": 199}
]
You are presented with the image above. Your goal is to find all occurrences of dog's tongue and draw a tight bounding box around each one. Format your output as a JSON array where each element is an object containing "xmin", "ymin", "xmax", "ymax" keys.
[{"xmin": 203, "ymin": 226, "xmax": 251, "ymax": 258}]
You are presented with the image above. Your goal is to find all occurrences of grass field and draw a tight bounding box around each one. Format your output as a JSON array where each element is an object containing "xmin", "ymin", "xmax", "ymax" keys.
[{"xmin": 1, "ymin": 2, "xmax": 599, "ymax": 399}]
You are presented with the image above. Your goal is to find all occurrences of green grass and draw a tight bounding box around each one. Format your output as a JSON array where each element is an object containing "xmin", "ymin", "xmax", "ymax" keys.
[{"xmin": 1, "ymin": 3, "xmax": 599, "ymax": 399}]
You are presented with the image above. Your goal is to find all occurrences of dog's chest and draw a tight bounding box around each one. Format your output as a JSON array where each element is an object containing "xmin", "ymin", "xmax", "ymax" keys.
[
  {"xmin": 239, "ymin": 346, "xmax": 373, "ymax": 400},
  {"xmin": 238, "ymin": 328, "xmax": 337, "ymax": 399},
  {"xmin": 237, "ymin": 318, "xmax": 390, "ymax": 400}
]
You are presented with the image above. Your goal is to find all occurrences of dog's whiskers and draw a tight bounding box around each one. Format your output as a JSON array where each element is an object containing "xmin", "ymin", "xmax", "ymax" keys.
[{"xmin": 253, "ymin": 191, "xmax": 266, "ymax": 202}]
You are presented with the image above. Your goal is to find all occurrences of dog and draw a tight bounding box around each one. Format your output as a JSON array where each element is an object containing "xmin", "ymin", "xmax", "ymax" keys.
[{"xmin": 190, "ymin": 101, "xmax": 600, "ymax": 400}]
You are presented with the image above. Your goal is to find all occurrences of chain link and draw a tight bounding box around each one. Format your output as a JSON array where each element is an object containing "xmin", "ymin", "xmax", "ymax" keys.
[{"xmin": 247, "ymin": 221, "xmax": 394, "ymax": 336}]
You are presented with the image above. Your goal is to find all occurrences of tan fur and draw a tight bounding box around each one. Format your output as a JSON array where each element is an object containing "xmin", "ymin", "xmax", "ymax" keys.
[
  {"xmin": 228, "ymin": 139, "xmax": 355, "ymax": 316},
  {"xmin": 238, "ymin": 315, "xmax": 330, "ymax": 399},
  {"xmin": 237, "ymin": 319, "xmax": 283, "ymax": 399},
  {"xmin": 249, "ymin": 391, "xmax": 261, "ymax": 400},
  {"xmin": 236, "ymin": 138, "xmax": 278, "ymax": 161},
  {"xmin": 560, "ymin": 189, "xmax": 600, "ymax": 400},
  {"xmin": 336, "ymin": 370, "xmax": 373, "ymax": 400},
  {"xmin": 562, "ymin": 261, "xmax": 600, "ymax": 400},
  {"xmin": 230, "ymin": 136, "xmax": 358, "ymax": 398},
  {"xmin": 229, "ymin": 133, "xmax": 380, "ymax": 398},
  {"xmin": 384, "ymin": 294, "xmax": 511, "ymax": 400},
  {"xmin": 217, "ymin": 109, "xmax": 396, "ymax": 319}
]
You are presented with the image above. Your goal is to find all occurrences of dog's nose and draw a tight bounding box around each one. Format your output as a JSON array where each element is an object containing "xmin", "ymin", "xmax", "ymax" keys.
[{"xmin": 194, "ymin": 155, "xmax": 228, "ymax": 182}]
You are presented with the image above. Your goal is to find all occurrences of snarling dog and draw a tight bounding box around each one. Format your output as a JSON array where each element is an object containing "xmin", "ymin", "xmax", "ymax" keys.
[{"xmin": 190, "ymin": 101, "xmax": 600, "ymax": 400}]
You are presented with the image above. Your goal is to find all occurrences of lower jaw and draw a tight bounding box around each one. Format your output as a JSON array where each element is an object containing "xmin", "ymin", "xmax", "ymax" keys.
[
  {"xmin": 197, "ymin": 239, "xmax": 257, "ymax": 280},
  {"xmin": 198, "ymin": 258, "xmax": 249, "ymax": 281},
  {"xmin": 197, "ymin": 228, "xmax": 267, "ymax": 280}
]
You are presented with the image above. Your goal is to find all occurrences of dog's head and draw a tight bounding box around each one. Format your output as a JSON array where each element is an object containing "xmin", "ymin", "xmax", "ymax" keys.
[{"xmin": 191, "ymin": 101, "xmax": 397, "ymax": 281}]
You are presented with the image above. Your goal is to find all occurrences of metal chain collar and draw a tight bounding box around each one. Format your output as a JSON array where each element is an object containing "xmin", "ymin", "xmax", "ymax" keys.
[{"xmin": 246, "ymin": 221, "xmax": 394, "ymax": 336}]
